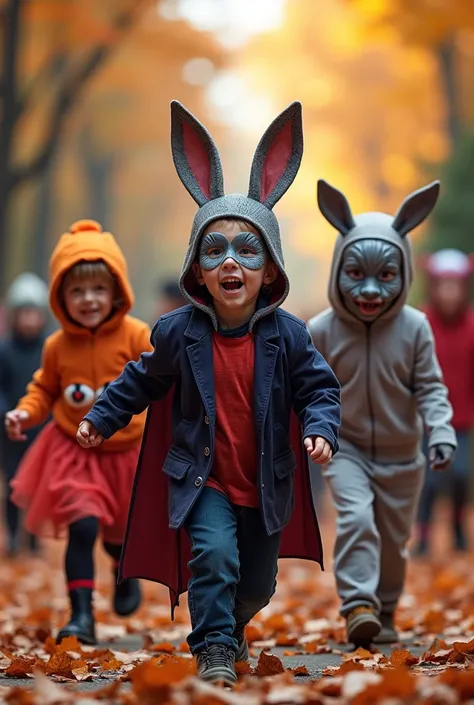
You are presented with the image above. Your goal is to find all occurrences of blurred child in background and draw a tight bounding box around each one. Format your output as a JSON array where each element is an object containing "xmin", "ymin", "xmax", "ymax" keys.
[
  {"xmin": 152, "ymin": 278, "xmax": 186, "ymax": 320},
  {"xmin": 416, "ymin": 249, "xmax": 474, "ymax": 554},
  {"xmin": 0, "ymin": 273, "xmax": 49, "ymax": 557}
]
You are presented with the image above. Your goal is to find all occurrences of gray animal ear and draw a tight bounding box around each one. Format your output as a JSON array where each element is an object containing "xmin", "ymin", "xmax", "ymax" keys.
[
  {"xmin": 317, "ymin": 180, "xmax": 355, "ymax": 235},
  {"xmin": 170, "ymin": 100, "xmax": 224, "ymax": 206},
  {"xmin": 392, "ymin": 181, "xmax": 440, "ymax": 237},
  {"xmin": 248, "ymin": 101, "xmax": 303, "ymax": 209}
]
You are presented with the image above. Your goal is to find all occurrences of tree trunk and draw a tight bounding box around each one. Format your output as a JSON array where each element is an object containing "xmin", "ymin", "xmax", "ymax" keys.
[
  {"xmin": 436, "ymin": 39, "xmax": 462, "ymax": 148},
  {"xmin": 0, "ymin": 0, "xmax": 21, "ymax": 294},
  {"xmin": 79, "ymin": 127, "xmax": 115, "ymax": 226}
]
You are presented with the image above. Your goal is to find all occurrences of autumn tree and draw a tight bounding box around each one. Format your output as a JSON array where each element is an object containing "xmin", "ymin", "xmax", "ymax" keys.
[
  {"xmin": 426, "ymin": 131, "xmax": 474, "ymax": 253},
  {"xmin": 0, "ymin": 0, "xmax": 155, "ymax": 293},
  {"xmin": 343, "ymin": 0, "xmax": 474, "ymax": 147}
]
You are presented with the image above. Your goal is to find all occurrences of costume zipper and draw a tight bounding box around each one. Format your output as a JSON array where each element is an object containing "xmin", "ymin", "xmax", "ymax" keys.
[{"xmin": 365, "ymin": 326, "xmax": 376, "ymax": 462}]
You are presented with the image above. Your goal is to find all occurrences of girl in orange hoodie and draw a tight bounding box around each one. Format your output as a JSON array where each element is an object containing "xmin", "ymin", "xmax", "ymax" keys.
[{"xmin": 4, "ymin": 219, "xmax": 151, "ymax": 645}]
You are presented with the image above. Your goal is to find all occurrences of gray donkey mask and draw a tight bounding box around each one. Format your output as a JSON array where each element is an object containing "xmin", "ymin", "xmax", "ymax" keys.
[
  {"xmin": 171, "ymin": 100, "xmax": 303, "ymax": 330},
  {"xmin": 317, "ymin": 179, "xmax": 440, "ymax": 324}
]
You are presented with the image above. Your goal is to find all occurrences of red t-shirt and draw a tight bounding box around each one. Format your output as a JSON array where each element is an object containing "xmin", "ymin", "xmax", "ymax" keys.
[{"xmin": 206, "ymin": 331, "xmax": 259, "ymax": 507}]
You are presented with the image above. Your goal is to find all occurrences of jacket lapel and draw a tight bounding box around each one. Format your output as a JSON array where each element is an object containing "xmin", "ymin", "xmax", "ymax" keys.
[
  {"xmin": 254, "ymin": 313, "xmax": 280, "ymax": 440},
  {"xmin": 185, "ymin": 309, "xmax": 216, "ymax": 425}
]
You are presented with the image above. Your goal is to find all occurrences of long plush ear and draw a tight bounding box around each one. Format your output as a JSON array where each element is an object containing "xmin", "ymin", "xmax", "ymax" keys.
[
  {"xmin": 170, "ymin": 100, "xmax": 224, "ymax": 206},
  {"xmin": 317, "ymin": 180, "xmax": 355, "ymax": 235},
  {"xmin": 248, "ymin": 101, "xmax": 303, "ymax": 209},
  {"xmin": 392, "ymin": 181, "xmax": 440, "ymax": 237}
]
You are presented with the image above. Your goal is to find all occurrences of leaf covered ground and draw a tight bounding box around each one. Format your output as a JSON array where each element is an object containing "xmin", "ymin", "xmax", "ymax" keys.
[{"xmin": 1, "ymin": 502, "xmax": 474, "ymax": 703}]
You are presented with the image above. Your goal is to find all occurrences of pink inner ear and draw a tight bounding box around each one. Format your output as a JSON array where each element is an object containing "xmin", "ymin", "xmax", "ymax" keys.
[
  {"xmin": 260, "ymin": 120, "xmax": 293, "ymax": 203},
  {"xmin": 182, "ymin": 121, "xmax": 211, "ymax": 199}
]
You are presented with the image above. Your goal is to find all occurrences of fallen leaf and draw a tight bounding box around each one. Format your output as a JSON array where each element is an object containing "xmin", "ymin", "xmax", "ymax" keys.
[
  {"xmin": 245, "ymin": 624, "xmax": 264, "ymax": 643},
  {"xmin": 343, "ymin": 647, "xmax": 375, "ymax": 662},
  {"xmin": 287, "ymin": 664, "xmax": 309, "ymax": 676},
  {"xmin": 390, "ymin": 649, "xmax": 419, "ymax": 667},
  {"xmin": 235, "ymin": 660, "xmax": 252, "ymax": 675},
  {"xmin": 254, "ymin": 650, "xmax": 285, "ymax": 677},
  {"xmin": 6, "ymin": 657, "xmax": 35, "ymax": 677}
]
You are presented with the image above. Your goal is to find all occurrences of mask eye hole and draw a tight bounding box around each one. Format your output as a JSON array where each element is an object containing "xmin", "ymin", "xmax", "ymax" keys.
[
  {"xmin": 379, "ymin": 270, "xmax": 396, "ymax": 282},
  {"xmin": 64, "ymin": 383, "xmax": 95, "ymax": 407},
  {"xmin": 346, "ymin": 268, "xmax": 364, "ymax": 280}
]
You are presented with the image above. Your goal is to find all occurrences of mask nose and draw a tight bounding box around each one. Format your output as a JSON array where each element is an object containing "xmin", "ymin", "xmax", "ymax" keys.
[
  {"xmin": 360, "ymin": 280, "xmax": 380, "ymax": 300},
  {"xmin": 222, "ymin": 256, "xmax": 238, "ymax": 270}
]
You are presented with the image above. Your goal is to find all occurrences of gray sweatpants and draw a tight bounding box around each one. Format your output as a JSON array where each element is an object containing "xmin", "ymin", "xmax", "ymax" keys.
[{"xmin": 323, "ymin": 439, "xmax": 425, "ymax": 617}]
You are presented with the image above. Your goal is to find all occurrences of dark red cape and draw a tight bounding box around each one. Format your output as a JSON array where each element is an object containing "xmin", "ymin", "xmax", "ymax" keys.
[{"xmin": 119, "ymin": 390, "xmax": 323, "ymax": 618}]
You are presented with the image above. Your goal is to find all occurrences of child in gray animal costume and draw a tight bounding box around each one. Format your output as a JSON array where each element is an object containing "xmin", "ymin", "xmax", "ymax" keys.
[{"xmin": 308, "ymin": 179, "xmax": 456, "ymax": 647}]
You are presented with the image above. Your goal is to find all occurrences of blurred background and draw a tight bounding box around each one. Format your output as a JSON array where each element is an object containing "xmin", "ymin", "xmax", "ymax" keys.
[
  {"xmin": 1, "ymin": 0, "xmax": 474, "ymax": 560},
  {"xmin": 2, "ymin": 0, "xmax": 474, "ymax": 322}
]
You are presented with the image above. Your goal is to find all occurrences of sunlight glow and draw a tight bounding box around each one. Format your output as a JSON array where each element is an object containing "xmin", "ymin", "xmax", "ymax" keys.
[{"xmin": 159, "ymin": 0, "xmax": 286, "ymax": 48}]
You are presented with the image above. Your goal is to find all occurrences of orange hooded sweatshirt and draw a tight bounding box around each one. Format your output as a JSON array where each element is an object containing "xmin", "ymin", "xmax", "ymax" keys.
[{"xmin": 17, "ymin": 220, "xmax": 152, "ymax": 452}]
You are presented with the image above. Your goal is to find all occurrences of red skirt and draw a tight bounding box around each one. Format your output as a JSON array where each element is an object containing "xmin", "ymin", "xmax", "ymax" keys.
[{"xmin": 10, "ymin": 422, "xmax": 139, "ymax": 544}]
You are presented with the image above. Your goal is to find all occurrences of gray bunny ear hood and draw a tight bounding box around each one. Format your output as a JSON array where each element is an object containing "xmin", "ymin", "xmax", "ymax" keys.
[
  {"xmin": 316, "ymin": 179, "xmax": 440, "ymax": 325},
  {"xmin": 170, "ymin": 100, "xmax": 304, "ymax": 330}
]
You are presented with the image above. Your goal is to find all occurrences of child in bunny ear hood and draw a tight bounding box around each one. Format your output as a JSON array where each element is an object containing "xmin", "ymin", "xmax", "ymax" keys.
[
  {"xmin": 79, "ymin": 100, "xmax": 341, "ymax": 686},
  {"xmin": 308, "ymin": 180, "xmax": 456, "ymax": 649}
]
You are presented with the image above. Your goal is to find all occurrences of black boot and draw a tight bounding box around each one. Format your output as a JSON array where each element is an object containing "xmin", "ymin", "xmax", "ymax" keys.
[
  {"xmin": 113, "ymin": 572, "xmax": 142, "ymax": 616},
  {"xmin": 453, "ymin": 478, "xmax": 469, "ymax": 552},
  {"xmin": 57, "ymin": 588, "xmax": 96, "ymax": 645},
  {"xmin": 28, "ymin": 533, "xmax": 41, "ymax": 555}
]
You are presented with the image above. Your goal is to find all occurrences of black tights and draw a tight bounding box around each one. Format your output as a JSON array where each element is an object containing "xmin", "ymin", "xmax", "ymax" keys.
[{"xmin": 65, "ymin": 517, "xmax": 122, "ymax": 589}]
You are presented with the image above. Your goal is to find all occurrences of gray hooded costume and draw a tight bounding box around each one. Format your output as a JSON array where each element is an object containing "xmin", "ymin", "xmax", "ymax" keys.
[{"xmin": 308, "ymin": 180, "xmax": 456, "ymax": 622}]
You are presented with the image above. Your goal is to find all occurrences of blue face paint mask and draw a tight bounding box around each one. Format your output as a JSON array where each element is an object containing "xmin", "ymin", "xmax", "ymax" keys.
[{"xmin": 199, "ymin": 232, "xmax": 267, "ymax": 271}]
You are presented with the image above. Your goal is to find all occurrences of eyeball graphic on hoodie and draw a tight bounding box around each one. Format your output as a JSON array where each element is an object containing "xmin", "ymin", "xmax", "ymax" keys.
[
  {"xmin": 64, "ymin": 383, "xmax": 111, "ymax": 407},
  {"xmin": 64, "ymin": 383, "xmax": 95, "ymax": 407}
]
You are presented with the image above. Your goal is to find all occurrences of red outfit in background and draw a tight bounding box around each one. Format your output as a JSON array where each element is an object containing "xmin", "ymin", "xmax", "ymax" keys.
[{"xmin": 424, "ymin": 306, "xmax": 474, "ymax": 431}]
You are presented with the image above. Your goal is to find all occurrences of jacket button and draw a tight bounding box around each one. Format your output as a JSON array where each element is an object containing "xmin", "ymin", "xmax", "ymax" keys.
[
  {"xmin": 204, "ymin": 447, "xmax": 210, "ymax": 456},
  {"xmin": 204, "ymin": 416, "xmax": 210, "ymax": 425},
  {"xmin": 195, "ymin": 476, "xmax": 203, "ymax": 487}
]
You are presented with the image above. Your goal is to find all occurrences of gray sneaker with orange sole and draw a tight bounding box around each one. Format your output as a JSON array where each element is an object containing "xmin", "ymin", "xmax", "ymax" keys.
[{"xmin": 346, "ymin": 606, "xmax": 381, "ymax": 647}]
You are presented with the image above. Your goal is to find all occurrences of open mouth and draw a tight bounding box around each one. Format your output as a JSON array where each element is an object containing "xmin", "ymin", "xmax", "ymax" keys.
[
  {"xmin": 221, "ymin": 279, "xmax": 243, "ymax": 291},
  {"xmin": 356, "ymin": 300, "xmax": 382, "ymax": 316}
]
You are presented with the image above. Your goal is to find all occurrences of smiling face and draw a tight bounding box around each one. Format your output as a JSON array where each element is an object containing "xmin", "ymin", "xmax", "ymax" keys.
[
  {"xmin": 192, "ymin": 219, "xmax": 277, "ymax": 328},
  {"xmin": 338, "ymin": 240, "xmax": 403, "ymax": 322},
  {"xmin": 62, "ymin": 261, "xmax": 116, "ymax": 330}
]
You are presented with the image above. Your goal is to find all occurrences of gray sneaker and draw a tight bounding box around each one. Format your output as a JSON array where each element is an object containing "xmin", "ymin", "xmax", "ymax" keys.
[
  {"xmin": 235, "ymin": 634, "xmax": 249, "ymax": 662},
  {"xmin": 346, "ymin": 607, "xmax": 381, "ymax": 647},
  {"xmin": 196, "ymin": 644, "xmax": 237, "ymax": 686},
  {"xmin": 373, "ymin": 613, "xmax": 399, "ymax": 644}
]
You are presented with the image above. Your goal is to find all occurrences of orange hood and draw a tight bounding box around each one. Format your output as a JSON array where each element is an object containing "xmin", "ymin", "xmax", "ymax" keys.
[{"xmin": 49, "ymin": 219, "xmax": 134, "ymax": 334}]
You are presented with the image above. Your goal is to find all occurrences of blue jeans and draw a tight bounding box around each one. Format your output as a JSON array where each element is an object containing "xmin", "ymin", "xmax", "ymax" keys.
[{"xmin": 184, "ymin": 487, "xmax": 281, "ymax": 654}]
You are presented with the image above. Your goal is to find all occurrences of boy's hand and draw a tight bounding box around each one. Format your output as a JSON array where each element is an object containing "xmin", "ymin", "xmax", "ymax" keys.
[
  {"xmin": 76, "ymin": 420, "xmax": 104, "ymax": 448},
  {"xmin": 429, "ymin": 443, "xmax": 455, "ymax": 472},
  {"xmin": 4, "ymin": 409, "xmax": 30, "ymax": 441},
  {"xmin": 304, "ymin": 436, "xmax": 333, "ymax": 464}
]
